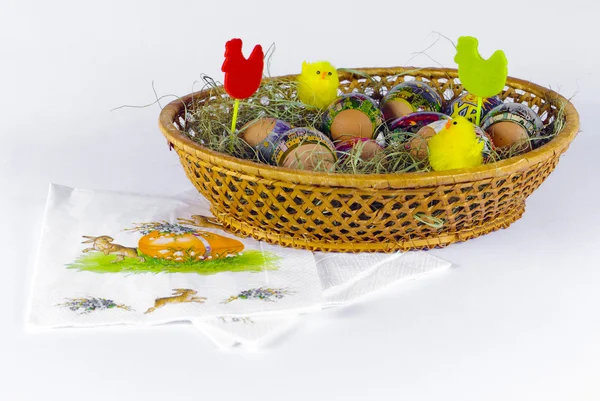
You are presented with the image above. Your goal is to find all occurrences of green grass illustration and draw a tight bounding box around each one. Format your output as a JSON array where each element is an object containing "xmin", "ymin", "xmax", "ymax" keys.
[{"xmin": 67, "ymin": 250, "xmax": 281, "ymax": 275}]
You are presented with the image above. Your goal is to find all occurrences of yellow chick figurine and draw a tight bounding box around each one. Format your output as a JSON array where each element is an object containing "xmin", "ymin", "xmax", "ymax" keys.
[
  {"xmin": 428, "ymin": 116, "xmax": 484, "ymax": 172},
  {"xmin": 297, "ymin": 61, "xmax": 339, "ymax": 109}
]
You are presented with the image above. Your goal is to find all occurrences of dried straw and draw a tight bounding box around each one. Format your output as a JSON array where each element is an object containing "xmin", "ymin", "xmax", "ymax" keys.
[{"xmin": 183, "ymin": 75, "xmax": 564, "ymax": 175}]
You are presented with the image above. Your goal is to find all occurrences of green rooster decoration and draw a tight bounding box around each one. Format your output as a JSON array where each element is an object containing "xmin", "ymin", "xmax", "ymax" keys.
[{"xmin": 455, "ymin": 36, "xmax": 508, "ymax": 125}]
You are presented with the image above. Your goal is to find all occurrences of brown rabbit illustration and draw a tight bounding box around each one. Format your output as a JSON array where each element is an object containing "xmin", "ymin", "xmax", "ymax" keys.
[
  {"xmin": 177, "ymin": 215, "xmax": 223, "ymax": 230},
  {"xmin": 144, "ymin": 289, "xmax": 207, "ymax": 314},
  {"xmin": 82, "ymin": 235, "xmax": 145, "ymax": 263}
]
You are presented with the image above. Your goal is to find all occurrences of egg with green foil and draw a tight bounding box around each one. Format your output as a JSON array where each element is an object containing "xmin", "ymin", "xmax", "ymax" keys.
[{"xmin": 321, "ymin": 93, "xmax": 384, "ymax": 142}]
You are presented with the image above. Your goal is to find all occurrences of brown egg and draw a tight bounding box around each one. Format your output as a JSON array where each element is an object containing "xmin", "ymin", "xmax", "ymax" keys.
[
  {"xmin": 358, "ymin": 140, "xmax": 384, "ymax": 161},
  {"xmin": 380, "ymin": 98, "xmax": 414, "ymax": 121},
  {"xmin": 280, "ymin": 143, "xmax": 336, "ymax": 171},
  {"xmin": 240, "ymin": 118, "xmax": 276, "ymax": 147},
  {"xmin": 486, "ymin": 121, "xmax": 531, "ymax": 154},
  {"xmin": 408, "ymin": 126, "xmax": 437, "ymax": 161},
  {"xmin": 335, "ymin": 138, "xmax": 384, "ymax": 161},
  {"xmin": 330, "ymin": 110, "xmax": 374, "ymax": 142},
  {"xmin": 239, "ymin": 118, "xmax": 294, "ymax": 148}
]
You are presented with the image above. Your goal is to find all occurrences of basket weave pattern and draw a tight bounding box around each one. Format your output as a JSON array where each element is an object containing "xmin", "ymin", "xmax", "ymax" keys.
[{"xmin": 160, "ymin": 67, "xmax": 579, "ymax": 252}]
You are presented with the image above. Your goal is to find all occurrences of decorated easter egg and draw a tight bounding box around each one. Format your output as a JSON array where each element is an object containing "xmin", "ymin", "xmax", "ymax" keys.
[
  {"xmin": 481, "ymin": 103, "xmax": 543, "ymax": 154},
  {"xmin": 321, "ymin": 93, "xmax": 384, "ymax": 142},
  {"xmin": 402, "ymin": 118, "xmax": 495, "ymax": 162},
  {"xmin": 473, "ymin": 125, "xmax": 495, "ymax": 161},
  {"xmin": 379, "ymin": 81, "xmax": 443, "ymax": 121},
  {"xmin": 139, "ymin": 231, "xmax": 205, "ymax": 262},
  {"xmin": 270, "ymin": 127, "xmax": 337, "ymax": 171},
  {"xmin": 405, "ymin": 125, "xmax": 438, "ymax": 161},
  {"xmin": 443, "ymin": 93, "xmax": 503, "ymax": 124},
  {"xmin": 138, "ymin": 230, "xmax": 244, "ymax": 262},
  {"xmin": 387, "ymin": 112, "xmax": 450, "ymax": 142},
  {"xmin": 250, "ymin": 119, "xmax": 293, "ymax": 163},
  {"xmin": 335, "ymin": 137, "xmax": 384, "ymax": 161},
  {"xmin": 241, "ymin": 118, "xmax": 291, "ymax": 148}
]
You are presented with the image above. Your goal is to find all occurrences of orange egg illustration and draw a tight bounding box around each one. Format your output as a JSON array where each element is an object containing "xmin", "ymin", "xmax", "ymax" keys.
[{"xmin": 138, "ymin": 230, "xmax": 244, "ymax": 262}]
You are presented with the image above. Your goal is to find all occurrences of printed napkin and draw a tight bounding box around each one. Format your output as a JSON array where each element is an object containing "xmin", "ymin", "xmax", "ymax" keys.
[
  {"xmin": 28, "ymin": 184, "xmax": 452, "ymax": 350},
  {"xmin": 27, "ymin": 184, "xmax": 322, "ymax": 329}
]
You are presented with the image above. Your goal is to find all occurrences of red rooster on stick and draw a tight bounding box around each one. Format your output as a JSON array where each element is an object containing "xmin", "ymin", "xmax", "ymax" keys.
[{"xmin": 221, "ymin": 38, "xmax": 264, "ymax": 134}]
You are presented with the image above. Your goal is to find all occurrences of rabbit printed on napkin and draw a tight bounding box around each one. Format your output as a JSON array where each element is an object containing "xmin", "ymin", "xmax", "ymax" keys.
[{"xmin": 27, "ymin": 184, "xmax": 322, "ymax": 329}]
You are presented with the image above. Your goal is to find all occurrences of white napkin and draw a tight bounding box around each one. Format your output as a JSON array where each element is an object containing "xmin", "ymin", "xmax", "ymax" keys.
[
  {"xmin": 194, "ymin": 314, "xmax": 302, "ymax": 350},
  {"xmin": 192, "ymin": 251, "xmax": 451, "ymax": 349},
  {"xmin": 318, "ymin": 251, "xmax": 450, "ymax": 306},
  {"xmin": 27, "ymin": 184, "xmax": 322, "ymax": 329}
]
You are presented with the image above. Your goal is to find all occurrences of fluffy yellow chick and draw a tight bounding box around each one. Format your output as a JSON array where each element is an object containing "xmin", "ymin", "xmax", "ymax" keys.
[
  {"xmin": 297, "ymin": 61, "xmax": 339, "ymax": 109},
  {"xmin": 428, "ymin": 116, "xmax": 484, "ymax": 172}
]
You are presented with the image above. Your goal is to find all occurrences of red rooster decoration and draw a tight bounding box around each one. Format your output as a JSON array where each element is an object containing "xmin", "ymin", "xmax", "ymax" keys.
[
  {"xmin": 221, "ymin": 39, "xmax": 264, "ymax": 135},
  {"xmin": 222, "ymin": 38, "xmax": 264, "ymax": 100}
]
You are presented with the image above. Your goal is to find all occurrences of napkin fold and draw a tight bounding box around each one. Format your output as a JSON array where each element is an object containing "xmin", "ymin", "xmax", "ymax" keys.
[{"xmin": 192, "ymin": 251, "xmax": 451, "ymax": 349}]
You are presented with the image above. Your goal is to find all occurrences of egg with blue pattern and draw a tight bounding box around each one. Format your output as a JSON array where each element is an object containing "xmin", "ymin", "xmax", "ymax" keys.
[{"xmin": 443, "ymin": 93, "xmax": 503, "ymax": 125}]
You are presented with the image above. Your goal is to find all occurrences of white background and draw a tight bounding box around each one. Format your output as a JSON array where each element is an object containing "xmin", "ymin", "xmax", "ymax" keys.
[{"xmin": 2, "ymin": 0, "xmax": 599, "ymax": 400}]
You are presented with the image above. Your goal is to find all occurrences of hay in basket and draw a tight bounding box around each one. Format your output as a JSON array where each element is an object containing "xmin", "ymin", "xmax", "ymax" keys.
[{"xmin": 159, "ymin": 67, "xmax": 579, "ymax": 252}]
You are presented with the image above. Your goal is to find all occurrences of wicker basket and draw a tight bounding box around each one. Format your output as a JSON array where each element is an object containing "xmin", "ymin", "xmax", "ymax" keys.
[{"xmin": 159, "ymin": 67, "xmax": 579, "ymax": 252}]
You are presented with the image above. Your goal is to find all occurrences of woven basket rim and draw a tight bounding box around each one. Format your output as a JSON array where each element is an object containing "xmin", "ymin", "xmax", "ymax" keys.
[{"xmin": 159, "ymin": 66, "xmax": 579, "ymax": 189}]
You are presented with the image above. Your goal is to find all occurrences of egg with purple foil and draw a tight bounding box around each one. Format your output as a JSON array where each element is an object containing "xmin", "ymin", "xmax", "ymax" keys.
[
  {"xmin": 401, "ymin": 118, "xmax": 495, "ymax": 162},
  {"xmin": 379, "ymin": 81, "xmax": 443, "ymax": 121},
  {"xmin": 386, "ymin": 112, "xmax": 450, "ymax": 143},
  {"xmin": 248, "ymin": 118, "xmax": 293, "ymax": 164}
]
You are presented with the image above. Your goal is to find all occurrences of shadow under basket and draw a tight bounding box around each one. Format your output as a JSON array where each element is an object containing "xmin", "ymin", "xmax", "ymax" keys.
[{"xmin": 159, "ymin": 67, "xmax": 580, "ymax": 252}]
